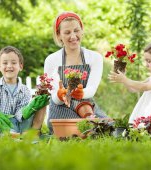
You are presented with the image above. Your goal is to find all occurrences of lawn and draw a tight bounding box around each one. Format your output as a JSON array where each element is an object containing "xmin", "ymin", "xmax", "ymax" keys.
[{"xmin": 1, "ymin": 132, "xmax": 151, "ymax": 170}]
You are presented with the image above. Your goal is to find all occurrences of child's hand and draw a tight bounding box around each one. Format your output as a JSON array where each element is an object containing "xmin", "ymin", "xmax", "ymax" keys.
[
  {"xmin": 0, "ymin": 112, "xmax": 14, "ymax": 131},
  {"xmin": 108, "ymin": 70, "xmax": 127, "ymax": 83},
  {"xmin": 22, "ymin": 94, "xmax": 50, "ymax": 120}
]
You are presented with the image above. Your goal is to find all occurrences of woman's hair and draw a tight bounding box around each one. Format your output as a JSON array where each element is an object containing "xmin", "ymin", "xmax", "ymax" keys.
[
  {"xmin": 53, "ymin": 12, "xmax": 83, "ymax": 47},
  {"xmin": 0, "ymin": 46, "xmax": 24, "ymax": 64},
  {"xmin": 144, "ymin": 43, "xmax": 151, "ymax": 54}
]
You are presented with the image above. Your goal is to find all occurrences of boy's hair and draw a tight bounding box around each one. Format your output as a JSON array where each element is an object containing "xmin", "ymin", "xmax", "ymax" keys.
[
  {"xmin": 144, "ymin": 43, "xmax": 151, "ymax": 54},
  {"xmin": 0, "ymin": 46, "xmax": 24, "ymax": 64}
]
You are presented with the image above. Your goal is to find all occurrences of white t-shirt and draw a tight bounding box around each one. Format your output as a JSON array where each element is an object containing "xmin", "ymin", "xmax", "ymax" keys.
[
  {"xmin": 129, "ymin": 77, "xmax": 151, "ymax": 124},
  {"xmin": 44, "ymin": 47, "xmax": 103, "ymax": 105}
]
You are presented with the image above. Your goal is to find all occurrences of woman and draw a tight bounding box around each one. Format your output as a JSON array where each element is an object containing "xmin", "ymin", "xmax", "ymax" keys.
[{"xmin": 44, "ymin": 11, "xmax": 107, "ymax": 132}]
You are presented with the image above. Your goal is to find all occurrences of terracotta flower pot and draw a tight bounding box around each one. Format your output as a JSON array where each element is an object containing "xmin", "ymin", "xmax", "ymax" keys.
[
  {"xmin": 10, "ymin": 132, "xmax": 21, "ymax": 138},
  {"xmin": 32, "ymin": 106, "xmax": 47, "ymax": 129},
  {"xmin": 75, "ymin": 101, "xmax": 94, "ymax": 118},
  {"xmin": 50, "ymin": 119, "xmax": 83, "ymax": 138},
  {"xmin": 50, "ymin": 118, "xmax": 112, "ymax": 138},
  {"xmin": 114, "ymin": 60, "xmax": 127, "ymax": 73}
]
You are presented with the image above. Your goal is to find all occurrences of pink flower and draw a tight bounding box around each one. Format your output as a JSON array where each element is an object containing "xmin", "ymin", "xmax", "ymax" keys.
[
  {"xmin": 36, "ymin": 73, "xmax": 53, "ymax": 93},
  {"xmin": 64, "ymin": 68, "xmax": 88, "ymax": 80},
  {"xmin": 81, "ymin": 71, "xmax": 88, "ymax": 80},
  {"xmin": 133, "ymin": 116, "xmax": 151, "ymax": 129}
]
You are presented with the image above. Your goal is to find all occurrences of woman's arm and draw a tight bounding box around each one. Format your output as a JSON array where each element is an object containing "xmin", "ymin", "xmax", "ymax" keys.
[
  {"xmin": 108, "ymin": 71, "xmax": 151, "ymax": 92},
  {"xmin": 44, "ymin": 53, "xmax": 64, "ymax": 105},
  {"xmin": 83, "ymin": 51, "xmax": 103, "ymax": 99}
]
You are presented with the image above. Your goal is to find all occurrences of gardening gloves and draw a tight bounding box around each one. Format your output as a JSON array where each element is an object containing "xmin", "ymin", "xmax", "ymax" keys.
[
  {"xmin": 22, "ymin": 94, "xmax": 50, "ymax": 120},
  {"xmin": 71, "ymin": 84, "xmax": 84, "ymax": 100},
  {"xmin": 57, "ymin": 80, "xmax": 67, "ymax": 101},
  {"xmin": 0, "ymin": 112, "xmax": 14, "ymax": 132}
]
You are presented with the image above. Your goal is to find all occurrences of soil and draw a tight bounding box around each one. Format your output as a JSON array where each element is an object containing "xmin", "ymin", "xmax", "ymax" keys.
[{"xmin": 114, "ymin": 60, "xmax": 127, "ymax": 73}]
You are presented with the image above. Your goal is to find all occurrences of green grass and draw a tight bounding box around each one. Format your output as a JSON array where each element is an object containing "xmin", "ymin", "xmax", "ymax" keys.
[{"xmin": 1, "ymin": 133, "xmax": 151, "ymax": 170}]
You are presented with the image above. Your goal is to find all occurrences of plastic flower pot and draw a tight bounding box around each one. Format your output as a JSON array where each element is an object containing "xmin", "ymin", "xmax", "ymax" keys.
[
  {"xmin": 75, "ymin": 101, "xmax": 94, "ymax": 118},
  {"xmin": 112, "ymin": 127, "xmax": 126, "ymax": 137},
  {"xmin": 114, "ymin": 60, "xmax": 127, "ymax": 73}
]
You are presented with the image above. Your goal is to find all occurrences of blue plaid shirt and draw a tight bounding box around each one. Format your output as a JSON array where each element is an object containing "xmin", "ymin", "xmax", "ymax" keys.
[{"xmin": 0, "ymin": 77, "xmax": 31, "ymax": 122}]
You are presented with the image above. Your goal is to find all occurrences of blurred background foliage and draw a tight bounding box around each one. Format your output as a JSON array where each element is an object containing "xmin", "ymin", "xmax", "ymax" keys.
[{"xmin": 0, "ymin": 0, "xmax": 151, "ymax": 118}]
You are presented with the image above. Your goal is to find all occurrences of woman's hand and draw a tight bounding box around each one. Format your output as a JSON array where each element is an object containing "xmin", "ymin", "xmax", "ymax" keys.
[
  {"xmin": 57, "ymin": 80, "xmax": 67, "ymax": 101},
  {"xmin": 57, "ymin": 80, "xmax": 70, "ymax": 106},
  {"xmin": 108, "ymin": 70, "xmax": 127, "ymax": 84},
  {"xmin": 71, "ymin": 84, "xmax": 84, "ymax": 100}
]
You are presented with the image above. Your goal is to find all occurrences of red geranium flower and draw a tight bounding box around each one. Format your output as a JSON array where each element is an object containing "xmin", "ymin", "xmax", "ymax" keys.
[{"xmin": 105, "ymin": 43, "xmax": 136, "ymax": 63}]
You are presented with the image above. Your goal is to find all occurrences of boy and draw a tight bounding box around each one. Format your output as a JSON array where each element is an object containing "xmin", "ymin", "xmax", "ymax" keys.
[{"xmin": 0, "ymin": 46, "xmax": 49, "ymax": 133}]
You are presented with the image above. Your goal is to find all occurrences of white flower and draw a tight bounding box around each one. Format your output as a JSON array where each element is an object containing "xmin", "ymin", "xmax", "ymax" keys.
[
  {"xmin": 122, "ymin": 129, "xmax": 127, "ymax": 137},
  {"xmin": 137, "ymin": 123, "xmax": 146, "ymax": 129}
]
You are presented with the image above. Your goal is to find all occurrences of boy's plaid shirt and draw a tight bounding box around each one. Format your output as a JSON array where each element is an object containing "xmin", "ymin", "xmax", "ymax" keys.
[{"xmin": 0, "ymin": 77, "xmax": 31, "ymax": 122}]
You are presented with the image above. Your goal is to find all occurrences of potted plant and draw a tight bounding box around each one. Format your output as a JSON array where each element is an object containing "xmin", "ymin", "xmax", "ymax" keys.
[
  {"xmin": 32, "ymin": 73, "xmax": 53, "ymax": 129},
  {"xmin": 105, "ymin": 44, "xmax": 136, "ymax": 73},
  {"xmin": 50, "ymin": 116, "xmax": 98, "ymax": 139},
  {"xmin": 64, "ymin": 68, "xmax": 87, "ymax": 105},
  {"xmin": 112, "ymin": 114, "xmax": 130, "ymax": 137},
  {"xmin": 64, "ymin": 68, "xmax": 94, "ymax": 118},
  {"xmin": 50, "ymin": 118, "xmax": 84, "ymax": 139},
  {"xmin": 77, "ymin": 117, "xmax": 114, "ymax": 139}
]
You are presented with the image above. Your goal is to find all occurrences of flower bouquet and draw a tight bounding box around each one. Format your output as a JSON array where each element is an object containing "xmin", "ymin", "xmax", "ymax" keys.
[
  {"xmin": 64, "ymin": 68, "xmax": 87, "ymax": 106},
  {"xmin": 105, "ymin": 44, "xmax": 136, "ymax": 73}
]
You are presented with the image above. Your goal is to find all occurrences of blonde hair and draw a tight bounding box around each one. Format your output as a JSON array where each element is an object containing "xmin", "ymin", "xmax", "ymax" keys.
[{"xmin": 53, "ymin": 12, "xmax": 83, "ymax": 47}]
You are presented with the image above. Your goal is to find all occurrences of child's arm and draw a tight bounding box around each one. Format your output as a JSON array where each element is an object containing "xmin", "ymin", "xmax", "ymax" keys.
[{"xmin": 108, "ymin": 71, "xmax": 151, "ymax": 92}]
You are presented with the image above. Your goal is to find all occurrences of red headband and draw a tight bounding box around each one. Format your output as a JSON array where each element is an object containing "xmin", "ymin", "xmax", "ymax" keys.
[{"xmin": 56, "ymin": 12, "xmax": 83, "ymax": 32}]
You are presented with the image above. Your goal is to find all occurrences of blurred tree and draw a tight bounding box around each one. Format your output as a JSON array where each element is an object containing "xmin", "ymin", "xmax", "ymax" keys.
[
  {"xmin": 0, "ymin": 0, "xmax": 38, "ymax": 22},
  {"xmin": 127, "ymin": 0, "xmax": 150, "ymax": 80}
]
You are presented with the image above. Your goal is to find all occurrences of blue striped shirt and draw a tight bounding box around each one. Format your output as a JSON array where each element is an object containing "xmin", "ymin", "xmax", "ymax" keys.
[{"xmin": 0, "ymin": 77, "xmax": 31, "ymax": 122}]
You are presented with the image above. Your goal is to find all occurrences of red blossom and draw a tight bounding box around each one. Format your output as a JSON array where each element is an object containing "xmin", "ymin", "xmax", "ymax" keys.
[
  {"xmin": 117, "ymin": 50, "xmax": 127, "ymax": 58},
  {"xmin": 128, "ymin": 54, "xmax": 136, "ymax": 63},
  {"xmin": 105, "ymin": 51, "xmax": 113, "ymax": 58},
  {"xmin": 105, "ymin": 43, "xmax": 136, "ymax": 63},
  {"xmin": 115, "ymin": 44, "xmax": 125, "ymax": 51}
]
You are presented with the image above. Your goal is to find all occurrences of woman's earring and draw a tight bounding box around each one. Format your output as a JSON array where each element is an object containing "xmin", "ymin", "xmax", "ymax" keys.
[{"xmin": 60, "ymin": 39, "xmax": 64, "ymax": 46}]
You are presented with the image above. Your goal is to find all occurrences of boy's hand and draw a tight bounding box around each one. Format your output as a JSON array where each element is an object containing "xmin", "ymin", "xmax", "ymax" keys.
[
  {"xmin": 22, "ymin": 94, "xmax": 50, "ymax": 120},
  {"xmin": 0, "ymin": 112, "xmax": 14, "ymax": 131},
  {"xmin": 71, "ymin": 84, "xmax": 84, "ymax": 100}
]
